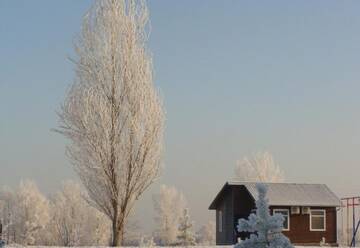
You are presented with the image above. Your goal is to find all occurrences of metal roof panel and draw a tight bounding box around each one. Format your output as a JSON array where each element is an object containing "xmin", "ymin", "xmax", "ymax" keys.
[{"xmin": 228, "ymin": 181, "xmax": 340, "ymax": 207}]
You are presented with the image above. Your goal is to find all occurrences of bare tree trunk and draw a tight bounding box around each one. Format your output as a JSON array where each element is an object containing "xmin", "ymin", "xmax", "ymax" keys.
[
  {"xmin": 112, "ymin": 221, "xmax": 120, "ymax": 246},
  {"xmin": 112, "ymin": 216, "xmax": 125, "ymax": 246},
  {"xmin": 112, "ymin": 227, "xmax": 124, "ymax": 246}
]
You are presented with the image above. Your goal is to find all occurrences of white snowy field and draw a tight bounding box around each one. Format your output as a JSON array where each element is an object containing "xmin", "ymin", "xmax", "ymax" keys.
[
  {"xmin": 0, "ymin": 245, "xmax": 352, "ymax": 248},
  {"xmin": 4, "ymin": 246, "xmax": 350, "ymax": 248}
]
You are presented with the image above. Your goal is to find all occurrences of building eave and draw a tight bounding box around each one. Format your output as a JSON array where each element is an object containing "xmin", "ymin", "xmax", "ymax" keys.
[{"xmin": 208, "ymin": 182, "xmax": 229, "ymax": 210}]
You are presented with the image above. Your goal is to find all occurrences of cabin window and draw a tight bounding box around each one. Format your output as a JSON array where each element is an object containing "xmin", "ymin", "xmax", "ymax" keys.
[
  {"xmin": 310, "ymin": 209, "xmax": 326, "ymax": 231},
  {"xmin": 273, "ymin": 209, "xmax": 290, "ymax": 231},
  {"xmin": 218, "ymin": 210, "xmax": 223, "ymax": 232}
]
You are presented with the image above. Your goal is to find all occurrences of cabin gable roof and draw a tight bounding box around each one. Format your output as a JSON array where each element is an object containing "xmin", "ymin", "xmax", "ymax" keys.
[{"xmin": 209, "ymin": 182, "xmax": 340, "ymax": 209}]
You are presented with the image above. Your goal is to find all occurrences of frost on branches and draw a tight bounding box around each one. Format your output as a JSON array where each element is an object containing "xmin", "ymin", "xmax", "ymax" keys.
[
  {"xmin": 235, "ymin": 152, "xmax": 284, "ymax": 183},
  {"xmin": 153, "ymin": 185, "xmax": 187, "ymax": 245},
  {"xmin": 55, "ymin": 0, "xmax": 165, "ymax": 245},
  {"xmin": 14, "ymin": 180, "xmax": 50, "ymax": 246},
  {"xmin": 235, "ymin": 184, "xmax": 293, "ymax": 248},
  {"xmin": 177, "ymin": 208, "xmax": 196, "ymax": 246}
]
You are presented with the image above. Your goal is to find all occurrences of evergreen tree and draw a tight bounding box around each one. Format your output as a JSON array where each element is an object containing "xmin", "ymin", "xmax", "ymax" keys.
[
  {"xmin": 235, "ymin": 184, "xmax": 294, "ymax": 248},
  {"xmin": 177, "ymin": 208, "xmax": 196, "ymax": 246}
]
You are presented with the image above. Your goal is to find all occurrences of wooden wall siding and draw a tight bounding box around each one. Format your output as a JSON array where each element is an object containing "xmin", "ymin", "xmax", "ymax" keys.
[
  {"xmin": 233, "ymin": 185, "xmax": 255, "ymax": 215},
  {"xmin": 270, "ymin": 206, "xmax": 337, "ymax": 245},
  {"xmin": 216, "ymin": 188, "xmax": 234, "ymax": 245},
  {"xmin": 233, "ymin": 185, "xmax": 256, "ymax": 243}
]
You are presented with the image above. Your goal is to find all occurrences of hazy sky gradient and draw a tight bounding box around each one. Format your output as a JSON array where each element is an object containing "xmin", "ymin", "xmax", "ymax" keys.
[{"xmin": 1, "ymin": 0, "xmax": 360, "ymax": 232}]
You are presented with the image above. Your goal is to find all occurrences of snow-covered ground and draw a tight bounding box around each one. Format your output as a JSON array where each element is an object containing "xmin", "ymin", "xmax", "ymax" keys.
[{"xmin": 4, "ymin": 246, "xmax": 350, "ymax": 248}]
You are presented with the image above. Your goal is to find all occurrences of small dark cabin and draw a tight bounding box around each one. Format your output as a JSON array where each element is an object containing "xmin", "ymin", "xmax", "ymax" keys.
[{"xmin": 209, "ymin": 182, "xmax": 340, "ymax": 246}]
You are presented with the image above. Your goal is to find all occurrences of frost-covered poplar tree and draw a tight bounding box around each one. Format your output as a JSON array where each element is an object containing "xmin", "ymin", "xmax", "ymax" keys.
[
  {"xmin": 153, "ymin": 185, "xmax": 187, "ymax": 245},
  {"xmin": 56, "ymin": 0, "xmax": 164, "ymax": 245},
  {"xmin": 235, "ymin": 184, "xmax": 293, "ymax": 248},
  {"xmin": 177, "ymin": 208, "xmax": 196, "ymax": 246},
  {"xmin": 235, "ymin": 152, "xmax": 284, "ymax": 182},
  {"xmin": 196, "ymin": 220, "xmax": 215, "ymax": 245}
]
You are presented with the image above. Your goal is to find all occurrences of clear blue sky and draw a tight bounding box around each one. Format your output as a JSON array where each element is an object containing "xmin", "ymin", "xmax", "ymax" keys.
[{"xmin": 1, "ymin": 0, "xmax": 360, "ymax": 232}]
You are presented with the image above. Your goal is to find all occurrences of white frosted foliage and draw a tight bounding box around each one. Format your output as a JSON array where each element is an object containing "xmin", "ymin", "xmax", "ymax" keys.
[
  {"xmin": 153, "ymin": 185, "xmax": 187, "ymax": 245},
  {"xmin": 48, "ymin": 181, "xmax": 110, "ymax": 246},
  {"xmin": 13, "ymin": 181, "xmax": 50, "ymax": 245},
  {"xmin": 56, "ymin": 0, "xmax": 165, "ymax": 245},
  {"xmin": 177, "ymin": 208, "xmax": 196, "ymax": 246},
  {"xmin": 235, "ymin": 184, "xmax": 294, "ymax": 248},
  {"xmin": 196, "ymin": 220, "xmax": 215, "ymax": 245},
  {"xmin": 235, "ymin": 152, "xmax": 284, "ymax": 183}
]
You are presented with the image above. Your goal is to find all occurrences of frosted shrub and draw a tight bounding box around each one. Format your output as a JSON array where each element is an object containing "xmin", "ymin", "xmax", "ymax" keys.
[
  {"xmin": 177, "ymin": 208, "xmax": 196, "ymax": 246},
  {"xmin": 235, "ymin": 184, "xmax": 294, "ymax": 248},
  {"xmin": 153, "ymin": 185, "xmax": 187, "ymax": 245},
  {"xmin": 139, "ymin": 236, "xmax": 156, "ymax": 247}
]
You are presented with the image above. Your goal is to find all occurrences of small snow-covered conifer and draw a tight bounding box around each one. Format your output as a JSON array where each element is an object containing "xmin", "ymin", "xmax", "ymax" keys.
[
  {"xmin": 177, "ymin": 208, "xmax": 196, "ymax": 246},
  {"xmin": 235, "ymin": 183, "xmax": 293, "ymax": 248}
]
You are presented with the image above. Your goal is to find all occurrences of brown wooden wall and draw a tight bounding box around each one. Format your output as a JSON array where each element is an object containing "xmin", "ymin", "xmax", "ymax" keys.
[{"xmin": 270, "ymin": 206, "xmax": 337, "ymax": 245}]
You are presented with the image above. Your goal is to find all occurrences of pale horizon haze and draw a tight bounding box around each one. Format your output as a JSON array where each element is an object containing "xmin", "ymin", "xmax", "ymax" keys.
[{"xmin": 1, "ymin": 0, "xmax": 360, "ymax": 233}]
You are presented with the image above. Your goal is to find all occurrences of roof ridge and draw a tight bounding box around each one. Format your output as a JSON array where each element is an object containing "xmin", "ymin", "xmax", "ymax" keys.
[{"xmin": 227, "ymin": 181, "xmax": 327, "ymax": 186}]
